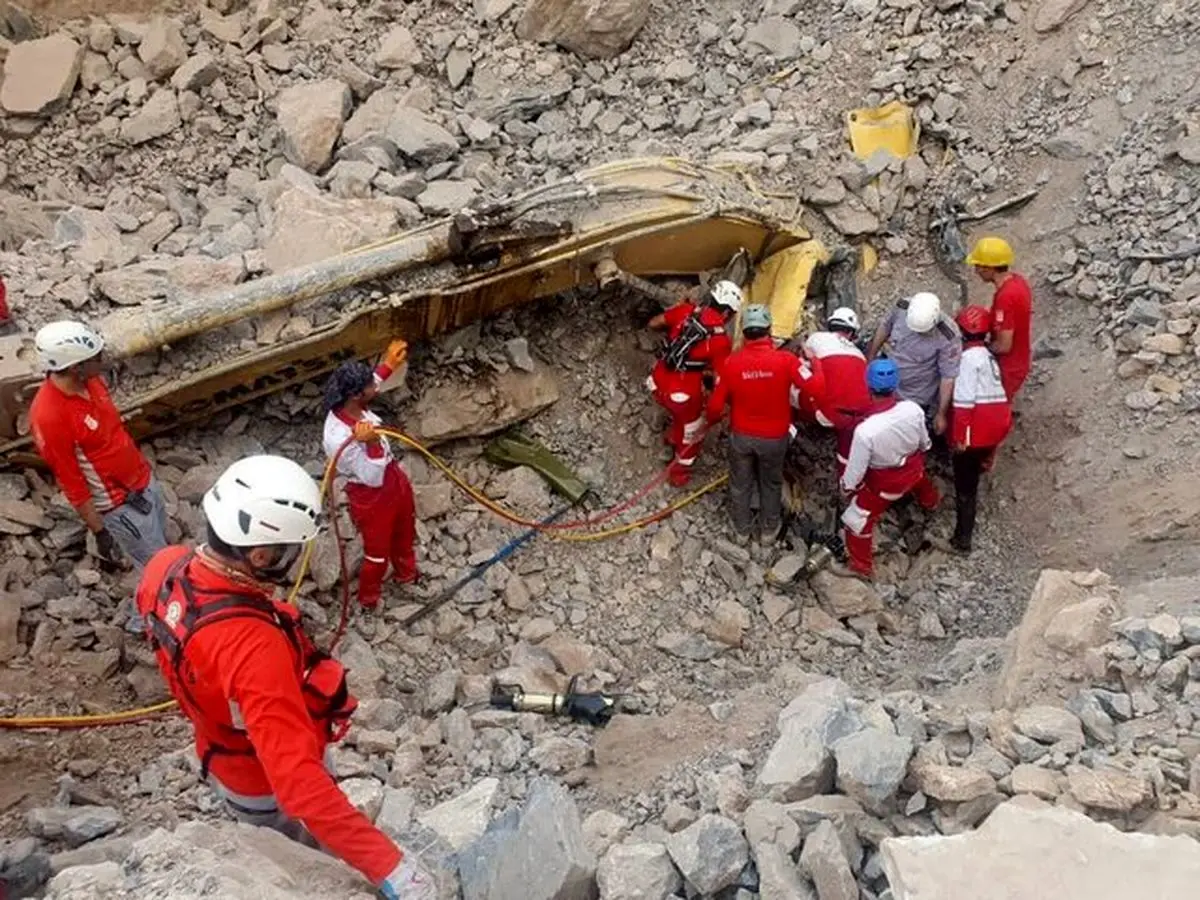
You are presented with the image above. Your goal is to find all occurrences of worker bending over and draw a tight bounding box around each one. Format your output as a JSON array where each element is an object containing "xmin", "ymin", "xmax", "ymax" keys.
[
  {"xmin": 949, "ymin": 306, "xmax": 1013, "ymax": 554},
  {"xmin": 322, "ymin": 340, "xmax": 417, "ymax": 610},
  {"xmin": 803, "ymin": 307, "xmax": 870, "ymax": 480},
  {"xmin": 965, "ymin": 236, "xmax": 1033, "ymax": 401},
  {"xmin": 838, "ymin": 359, "xmax": 940, "ymax": 580},
  {"xmin": 647, "ymin": 280, "xmax": 742, "ymax": 487},
  {"xmin": 867, "ymin": 292, "xmax": 960, "ymax": 436},
  {"xmin": 708, "ymin": 305, "xmax": 825, "ymax": 544},
  {"xmin": 29, "ymin": 321, "xmax": 168, "ymax": 631},
  {"xmin": 137, "ymin": 455, "xmax": 434, "ymax": 899}
]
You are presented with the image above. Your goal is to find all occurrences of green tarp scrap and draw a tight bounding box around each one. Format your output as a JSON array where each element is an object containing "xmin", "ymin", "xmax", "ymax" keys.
[{"xmin": 484, "ymin": 430, "xmax": 591, "ymax": 504}]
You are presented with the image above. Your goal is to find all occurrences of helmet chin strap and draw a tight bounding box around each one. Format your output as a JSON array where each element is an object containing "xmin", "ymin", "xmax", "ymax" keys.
[{"xmin": 253, "ymin": 545, "xmax": 303, "ymax": 585}]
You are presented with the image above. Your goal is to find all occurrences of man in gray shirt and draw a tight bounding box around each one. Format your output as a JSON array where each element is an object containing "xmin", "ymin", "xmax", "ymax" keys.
[{"xmin": 867, "ymin": 291, "xmax": 961, "ymax": 436}]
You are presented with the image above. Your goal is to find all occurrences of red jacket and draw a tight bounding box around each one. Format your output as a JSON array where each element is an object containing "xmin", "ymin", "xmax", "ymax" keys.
[
  {"xmin": 991, "ymin": 273, "xmax": 1033, "ymax": 399},
  {"xmin": 651, "ymin": 301, "xmax": 732, "ymax": 396},
  {"xmin": 803, "ymin": 331, "xmax": 870, "ymax": 426},
  {"xmin": 951, "ymin": 344, "xmax": 1012, "ymax": 450},
  {"xmin": 136, "ymin": 547, "xmax": 401, "ymax": 884},
  {"xmin": 707, "ymin": 337, "xmax": 825, "ymax": 439},
  {"xmin": 29, "ymin": 376, "xmax": 151, "ymax": 512}
]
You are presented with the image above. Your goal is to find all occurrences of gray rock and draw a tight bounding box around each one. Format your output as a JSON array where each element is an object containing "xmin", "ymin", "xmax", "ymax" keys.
[
  {"xmin": 1042, "ymin": 126, "xmax": 1097, "ymax": 160},
  {"xmin": 377, "ymin": 787, "xmax": 417, "ymax": 840},
  {"xmin": 1180, "ymin": 617, "xmax": 1200, "ymax": 644},
  {"xmin": 516, "ymin": 0, "xmax": 650, "ymax": 59},
  {"xmin": 582, "ymin": 810, "xmax": 630, "ymax": 858},
  {"xmin": 458, "ymin": 778, "xmax": 595, "ymax": 900},
  {"xmin": 375, "ymin": 25, "xmax": 422, "ymax": 69},
  {"xmin": 388, "ymin": 108, "xmax": 460, "ymax": 165},
  {"xmin": 758, "ymin": 679, "xmax": 861, "ymax": 801},
  {"xmin": 416, "ymin": 179, "xmax": 481, "ymax": 215},
  {"xmin": 1012, "ymin": 706, "xmax": 1084, "ymax": 748},
  {"xmin": 744, "ymin": 18, "xmax": 803, "ymax": 60},
  {"xmin": 597, "ymin": 841, "xmax": 681, "ymax": 900},
  {"xmin": 665, "ymin": 814, "xmax": 749, "ymax": 896},
  {"xmin": 655, "ymin": 630, "xmax": 721, "ymax": 661},
  {"xmin": 1066, "ymin": 692, "xmax": 1116, "ymax": 744},
  {"xmin": 505, "ymin": 337, "xmax": 537, "ymax": 372},
  {"xmin": 822, "ymin": 199, "xmax": 881, "ymax": 237},
  {"xmin": 743, "ymin": 800, "xmax": 801, "ymax": 856},
  {"xmin": 832, "ymin": 728, "xmax": 914, "ymax": 814},
  {"xmin": 276, "ymin": 79, "xmax": 352, "ymax": 174},
  {"xmin": 0, "ymin": 32, "xmax": 83, "ymax": 116},
  {"xmin": 138, "ymin": 17, "xmax": 187, "ymax": 79},
  {"xmin": 121, "ymin": 89, "xmax": 182, "ymax": 145},
  {"xmin": 799, "ymin": 820, "xmax": 857, "ymax": 900},
  {"xmin": 1033, "ymin": 0, "xmax": 1092, "ymax": 32},
  {"xmin": 171, "ymin": 53, "xmax": 220, "ymax": 91},
  {"xmin": 755, "ymin": 842, "xmax": 815, "ymax": 900},
  {"xmin": 418, "ymin": 778, "xmax": 499, "ymax": 853},
  {"xmin": 1124, "ymin": 299, "xmax": 1163, "ymax": 328}
]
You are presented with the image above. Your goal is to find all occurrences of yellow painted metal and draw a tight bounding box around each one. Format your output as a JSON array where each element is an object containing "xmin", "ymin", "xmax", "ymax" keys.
[
  {"xmin": 747, "ymin": 240, "xmax": 831, "ymax": 342},
  {"xmin": 846, "ymin": 101, "xmax": 919, "ymax": 160},
  {"xmin": 0, "ymin": 157, "xmax": 817, "ymax": 467}
]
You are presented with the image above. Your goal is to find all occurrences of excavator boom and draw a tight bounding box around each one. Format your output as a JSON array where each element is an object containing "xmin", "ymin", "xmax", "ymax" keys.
[{"xmin": 0, "ymin": 157, "xmax": 818, "ymax": 467}]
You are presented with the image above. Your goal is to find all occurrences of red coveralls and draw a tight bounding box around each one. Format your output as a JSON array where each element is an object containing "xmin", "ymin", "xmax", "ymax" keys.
[
  {"xmin": 136, "ymin": 546, "xmax": 402, "ymax": 886},
  {"xmin": 991, "ymin": 273, "xmax": 1033, "ymax": 401},
  {"xmin": 649, "ymin": 301, "xmax": 732, "ymax": 486},
  {"xmin": 801, "ymin": 331, "xmax": 870, "ymax": 480},
  {"xmin": 839, "ymin": 397, "xmax": 940, "ymax": 578},
  {"xmin": 322, "ymin": 364, "xmax": 417, "ymax": 609}
]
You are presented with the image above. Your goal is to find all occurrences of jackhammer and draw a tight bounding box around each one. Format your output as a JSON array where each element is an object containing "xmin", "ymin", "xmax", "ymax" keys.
[{"xmin": 489, "ymin": 675, "xmax": 619, "ymax": 727}]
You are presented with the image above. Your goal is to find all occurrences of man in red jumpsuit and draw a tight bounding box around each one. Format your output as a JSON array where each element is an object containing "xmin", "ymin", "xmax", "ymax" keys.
[
  {"xmin": 950, "ymin": 305, "xmax": 1013, "ymax": 554},
  {"xmin": 708, "ymin": 304, "xmax": 824, "ymax": 544},
  {"xmin": 802, "ymin": 307, "xmax": 870, "ymax": 481},
  {"xmin": 965, "ymin": 236, "xmax": 1033, "ymax": 401},
  {"xmin": 322, "ymin": 340, "xmax": 416, "ymax": 610},
  {"xmin": 838, "ymin": 359, "xmax": 940, "ymax": 580},
  {"xmin": 647, "ymin": 280, "xmax": 742, "ymax": 487},
  {"xmin": 136, "ymin": 455, "xmax": 434, "ymax": 900}
]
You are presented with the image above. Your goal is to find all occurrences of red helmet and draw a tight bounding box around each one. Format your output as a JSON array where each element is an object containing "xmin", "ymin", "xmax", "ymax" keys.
[{"xmin": 956, "ymin": 304, "xmax": 992, "ymax": 338}]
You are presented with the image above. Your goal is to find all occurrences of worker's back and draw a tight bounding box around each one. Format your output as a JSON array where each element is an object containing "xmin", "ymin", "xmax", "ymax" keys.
[{"xmin": 719, "ymin": 337, "xmax": 811, "ymax": 440}]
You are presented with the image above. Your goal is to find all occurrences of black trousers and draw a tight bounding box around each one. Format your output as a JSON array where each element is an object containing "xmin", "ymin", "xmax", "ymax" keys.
[{"xmin": 951, "ymin": 447, "xmax": 994, "ymax": 545}]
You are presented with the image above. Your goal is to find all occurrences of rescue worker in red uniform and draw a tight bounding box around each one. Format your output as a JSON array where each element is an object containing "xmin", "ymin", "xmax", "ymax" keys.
[
  {"xmin": 802, "ymin": 307, "xmax": 870, "ymax": 481},
  {"xmin": 29, "ymin": 320, "xmax": 169, "ymax": 633},
  {"xmin": 322, "ymin": 340, "xmax": 417, "ymax": 610},
  {"xmin": 136, "ymin": 455, "xmax": 435, "ymax": 899},
  {"xmin": 949, "ymin": 306, "xmax": 1013, "ymax": 554},
  {"xmin": 837, "ymin": 359, "xmax": 940, "ymax": 580},
  {"xmin": 707, "ymin": 305, "xmax": 825, "ymax": 544},
  {"xmin": 647, "ymin": 280, "xmax": 742, "ymax": 487},
  {"xmin": 965, "ymin": 236, "xmax": 1033, "ymax": 401}
]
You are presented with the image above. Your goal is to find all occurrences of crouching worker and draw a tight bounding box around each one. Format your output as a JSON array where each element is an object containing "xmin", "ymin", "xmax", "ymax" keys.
[
  {"xmin": 708, "ymin": 305, "xmax": 825, "ymax": 545},
  {"xmin": 647, "ymin": 280, "xmax": 741, "ymax": 486},
  {"xmin": 949, "ymin": 306, "xmax": 1013, "ymax": 554},
  {"xmin": 837, "ymin": 359, "xmax": 940, "ymax": 580},
  {"xmin": 137, "ymin": 455, "xmax": 435, "ymax": 899},
  {"xmin": 802, "ymin": 307, "xmax": 870, "ymax": 481},
  {"xmin": 323, "ymin": 340, "xmax": 418, "ymax": 610}
]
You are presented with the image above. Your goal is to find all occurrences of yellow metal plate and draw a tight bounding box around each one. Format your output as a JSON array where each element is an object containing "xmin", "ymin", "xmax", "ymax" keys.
[
  {"xmin": 747, "ymin": 241, "xmax": 830, "ymax": 341},
  {"xmin": 846, "ymin": 101, "xmax": 919, "ymax": 161}
]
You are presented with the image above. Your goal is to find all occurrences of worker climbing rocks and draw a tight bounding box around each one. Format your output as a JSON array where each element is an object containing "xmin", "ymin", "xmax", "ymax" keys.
[
  {"xmin": 28, "ymin": 320, "xmax": 168, "ymax": 632},
  {"xmin": 322, "ymin": 340, "xmax": 418, "ymax": 610},
  {"xmin": 136, "ymin": 455, "xmax": 435, "ymax": 899},
  {"xmin": 965, "ymin": 236, "xmax": 1033, "ymax": 401},
  {"xmin": 803, "ymin": 307, "xmax": 870, "ymax": 480},
  {"xmin": 867, "ymin": 291, "xmax": 961, "ymax": 437},
  {"xmin": 707, "ymin": 305, "xmax": 825, "ymax": 545},
  {"xmin": 647, "ymin": 279, "xmax": 741, "ymax": 487},
  {"xmin": 836, "ymin": 359, "xmax": 940, "ymax": 580},
  {"xmin": 949, "ymin": 306, "xmax": 1013, "ymax": 554}
]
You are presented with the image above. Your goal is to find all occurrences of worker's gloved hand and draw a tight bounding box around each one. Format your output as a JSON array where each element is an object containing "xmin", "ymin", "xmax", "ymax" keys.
[
  {"xmin": 353, "ymin": 421, "xmax": 381, "ymax": 444},
  {"xmin": 377, "ymin": 856, "xmax": 437, "ymax": 900},
  {"xmin": 93, "ymin": 527, "xmax": 121, "ymax": 564},
  {"xmin": 384, "ymin": 339, "xmax": 408, "ymax": 370}
]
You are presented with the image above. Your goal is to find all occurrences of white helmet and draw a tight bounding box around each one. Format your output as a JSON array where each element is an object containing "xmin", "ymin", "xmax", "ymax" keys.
[
  {"xmin": 36, "ymin": 320, "xmax": 105, "ymax": 372},
  {"xmin": 203, "ymin": 455, "xmax": 323, "ymax": 548},
  {"xmin": 905, "ymin": 292, "xmax": 941, "ymax": 334},
  {"xmin": 827, "ymin": 307, "xmax": 860, "ymax": 334},
  {"xmin": 709, "ymin": 280, "xmax": 744, "ymax": 313}
]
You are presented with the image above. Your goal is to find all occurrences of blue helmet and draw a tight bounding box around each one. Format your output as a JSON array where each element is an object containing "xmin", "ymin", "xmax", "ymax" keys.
[{"xmin": 866, "ymin": 358, "xmax": 900, "ymax": 394}]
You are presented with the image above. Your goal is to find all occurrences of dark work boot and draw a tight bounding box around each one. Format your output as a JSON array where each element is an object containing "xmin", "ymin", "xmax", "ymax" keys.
[{"xmin": 952, "ymin": 492, "xmax": 977, "ymax": 554}]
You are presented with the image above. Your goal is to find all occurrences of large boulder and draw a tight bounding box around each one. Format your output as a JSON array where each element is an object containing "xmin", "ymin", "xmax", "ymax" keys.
[
  {"xmin": 596, "ymin": 842, "xmax": 681, "ymax": 900},
  {"xmin": 832, "ymin": 728, "xmax": 913, "ymax": 814},
  {"xmin": 276, "ymin": 80, "xmax": 353, "ymax": 173},
  {"xmin": 664, "ymin": 814, "xmax": 748, "ymax": 896},
  {"xmin": 0, "ymin": 32, "xmax": 83, "ymax": 115},
  {"xmin": 408, "ymin": 368, "xmax": 560, "ymax": 444},
  {"xmin": 45, "ymin": 821, "xmax": 374, "ymax": 899},
  {"xmin": 881, "ymin": 797, "xmax": 1200, "ymax": 899},
  {"xmin": 262, "ymin": 188, "xmax": 399, "ymax": 273},
  {"xmin": 458, "ymin": 778, "xmax": 596, "ymax": 900},
  {"xmin": 516, "ymin": 0, "xmax": 649, "ymax": 59},
  {"xmin": 757, "ymin": 678, "xmax": 862, "ymax": 801}
]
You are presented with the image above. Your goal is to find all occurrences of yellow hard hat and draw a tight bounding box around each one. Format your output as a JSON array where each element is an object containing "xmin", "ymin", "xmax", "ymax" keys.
[{"xmin": 965, "ymin": 236, "xmax": 1015, "ymax": 268}]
